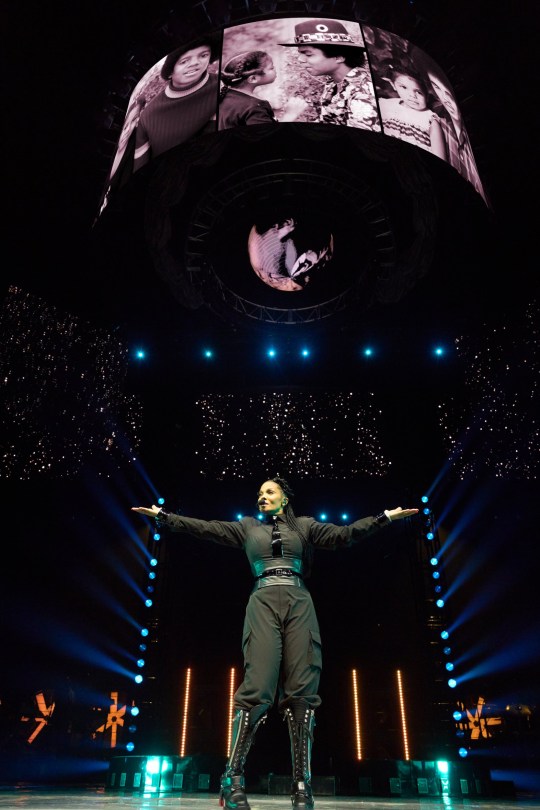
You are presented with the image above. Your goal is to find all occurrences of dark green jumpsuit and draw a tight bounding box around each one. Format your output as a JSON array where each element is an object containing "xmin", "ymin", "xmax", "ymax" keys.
[{"xmin": 157, "ymin": 511, "xmax": 390, "ymax": 716}]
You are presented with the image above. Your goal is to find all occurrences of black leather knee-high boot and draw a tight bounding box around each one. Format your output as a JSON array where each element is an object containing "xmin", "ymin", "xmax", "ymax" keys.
[
  {"xmin": 284, "ymin": 699, "xmax": 315, "ymax": 810},
  {"xmin": 220, "ymin": 707, "xmax": 267, "ymax": 810}
]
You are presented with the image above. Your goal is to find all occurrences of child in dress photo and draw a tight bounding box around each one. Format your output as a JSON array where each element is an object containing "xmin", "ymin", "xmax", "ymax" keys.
[{"xmin": 378, "ymin": 64, "xmax": 447, "ymax": 159}]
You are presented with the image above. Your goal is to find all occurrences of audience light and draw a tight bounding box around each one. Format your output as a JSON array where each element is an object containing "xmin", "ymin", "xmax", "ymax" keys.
[
  {"xmin": 300, "ymin": 348, "xmax": 310, "ymax": 358},
  {"xmin": 203, "ymin": 348, "xmax": 214, "ymax": 359},
  {"xmin": 267, "ymin": 347, "xmax": 277, "ymax": 358},
  {"xmin": 362, "ymin": 346, "xmax": 374, "ymax": 357},
  {"xmin": 134, "ymin": 349, "xmax": 146, "ymax": 360},
  {"xmin": 434, "ymin": 346, "xmax": 445, "ymax": 356}
]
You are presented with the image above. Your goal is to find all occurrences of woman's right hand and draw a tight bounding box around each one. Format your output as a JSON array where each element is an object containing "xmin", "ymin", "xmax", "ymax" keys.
[{"xmin": 131, "ymin": 505, "xmax": 161, "ymax": 517}]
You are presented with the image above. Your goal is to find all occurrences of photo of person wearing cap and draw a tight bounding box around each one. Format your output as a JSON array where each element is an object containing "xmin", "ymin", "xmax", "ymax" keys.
[{"xmin": 280, "ymin": 19, "xmax": 381, "ymax": 131}]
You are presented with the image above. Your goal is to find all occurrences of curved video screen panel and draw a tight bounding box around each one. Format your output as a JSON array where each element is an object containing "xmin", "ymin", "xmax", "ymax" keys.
[{"xmin": 98, "ymin": 16, "xmax": 487, "ymax": 218}]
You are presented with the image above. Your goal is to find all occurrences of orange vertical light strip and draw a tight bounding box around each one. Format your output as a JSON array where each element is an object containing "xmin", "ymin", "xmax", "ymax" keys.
[
  {"xmin": 179, "ymin": 667, "xmax": 192, "ymax": 758},
  {"xmin": 396, "ymin": 669, "xmax": 410, "ymax": 760},
  {"xmin": 227, "ymin": 667, "xmax": 236, "ymax": 757},
  {"xmin": 351, "ymin": 669, "xmax": 362, "ymax": 760}
]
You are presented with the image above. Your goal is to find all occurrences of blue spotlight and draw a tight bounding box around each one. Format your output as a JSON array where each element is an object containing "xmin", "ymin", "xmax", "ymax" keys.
[
  {"xmin": 362, "ymin": 346, "xmax": 374, "ymax": 357},
  {"xmin": 443, "ymin": 647, "xmax": 451, "ymax": 655},
  {"xmin": 145, "ymin": 599, "xmax": 153, "ymax": 608},
  {"xmin": 430, "ymin": 557, "xmax": 438, "ymax": 566},
  {"xmin": 458, "ymin": 747, "xmax": 468, "ymax": 758},
  {"xmin": 146, "ymin": 585, "xmax": 154, "ymax": 594},
  {"xmin": 157, "ymin": 497, "xmax": 165, "ymax": 505},
  {"xmin": 441, "ymin": 630, "xmax": 449, "ymax": 640},
  {"xmin": 426, "ymin": 531, "xmax": 434, "ymax": 540},
  {"xmin": 452, "ymin": 711, "xmax": 462, "ymax": 722},
  {"xmin": 236, "ymin": 513, "xmax": 243, "ymax": 520},
  {"xmin": 433, "ymin": 346, "xmax": 445, "ymax": 357},
  {"xmin": 137, "ymin": 659, "xmax": 145, "ymax": 668},
  {"xmin": 436, "ymin": 761, "xmax": 449, "ymax": 775},
  {"xmin": 131, "ymin": 706, "xmax": 140, "ymax": 717},
  {"xmin": 432, "ymin": 571, "xmax": 440, "ymax": 579},
  {"xmin": 448, "ymin": 678, "xmax": 457, "ymax": 688},
  {"xmin": 150, "ymin": 558, "xmax": 158, "ymax": 567},
  {"xmin": 141, "ymin": 628, "xmax": 149, "ymax": 637},
  {"xmin": 421, "ymin": 495, "xmax": 429, "ymax": 503},
  {"xmin": 319, "ymin": 513, "xmax": 327, "ymax": 521},
  {"xmin": 341, "ymin": 513, "xmax": 349, "ymax": 521},
  {"xmin": 203, "ymin": 348, "xmax": 214, "ymax": 359},
  {"xmin": 434, "ymin": 585, "xmax": 442, "ymax": 593},
  {"xmin": 436, "ymin": 598, "xmax": 445, "ymax": 608},
  {"xmin": 267, "ymin": 347, "xmax": 277, "ymax": 358},
  {"xmin": 257, "ymin": 513, "xmax": 263, "ymax": 521},
  {"xmin": 128, "ymin": 725, "xmax": 137, "ymax": 734},
  {"xmin": 135, "ymin": 674, "xmax": 143, "ymax": 684},
  {"xmin": 134, "ymin": 348, "xmax": 146, "ymax": 360},
  {"xmin": 149, "ymin": 572, "xmax": 156, "ymax": 580},
  {"xmin": 423, "ymin": 507, "xmax": 431, "ymax": 515},
  {"xmin": 153, "ymin": 533, "xmax": 161, "ymax": 541},
  {"xmin": 445, "ymin": 662, "xmax": 454, "ymax": 671},
  {"xmin": 139, "ymin": 644, "xmax": 147, "ymax": 651},
  {"xmin": 126, "ymin": 741, "xmax": 135, "ymax": 752},
  {"xmin": 300, "ymin": 348, "xmax": 310, "ymax": 358}
]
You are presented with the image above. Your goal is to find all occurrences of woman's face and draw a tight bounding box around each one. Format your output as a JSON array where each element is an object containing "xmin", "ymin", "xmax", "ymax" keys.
[
  {"xmin": 257, "ymin": 480, "xmax": 286, "ymax": 515},
  {"xmin": 171, "ymin": 45, "xmax": 212, "ymax": 88}
]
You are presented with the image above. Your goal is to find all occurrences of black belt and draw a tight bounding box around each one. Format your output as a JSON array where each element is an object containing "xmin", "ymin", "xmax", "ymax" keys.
[{"xmin": 256, "ymin": 568, "xmax": 303, "ymax": 580}]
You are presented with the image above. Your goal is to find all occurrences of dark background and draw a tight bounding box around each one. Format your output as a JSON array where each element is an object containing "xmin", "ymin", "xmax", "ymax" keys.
[{"xmin": 1, "ymin": 0, "xmax": 539, "ymax": 792}]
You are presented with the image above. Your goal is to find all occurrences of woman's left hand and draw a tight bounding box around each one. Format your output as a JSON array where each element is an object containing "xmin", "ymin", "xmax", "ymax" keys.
[{"xmin": 386, "ymin": 507, "xmax": 419, "ymax": 521}]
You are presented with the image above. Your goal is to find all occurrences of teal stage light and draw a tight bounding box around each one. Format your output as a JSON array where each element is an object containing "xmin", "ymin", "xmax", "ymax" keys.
[
  {"xmin": 421, "ymin": 495, "xmax": 429, "ymax": 503},
  {"xmin": 158, "ymin": 497, "xmax": 165, "ymax": 505},
  {"xmin": 441, "ymin": 630, "xmax": 449, "ymax": 639}
]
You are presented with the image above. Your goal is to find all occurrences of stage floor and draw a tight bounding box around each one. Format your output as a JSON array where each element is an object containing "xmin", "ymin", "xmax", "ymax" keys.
[{"xmin": 1, "ymin": 790, "xmax": 540, "ymax": 810}]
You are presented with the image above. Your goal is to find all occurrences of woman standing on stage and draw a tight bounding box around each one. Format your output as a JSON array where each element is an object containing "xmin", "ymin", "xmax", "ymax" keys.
[{"xmin": 132, "ymin": 476, "xmax": 417, "ymax": 810}]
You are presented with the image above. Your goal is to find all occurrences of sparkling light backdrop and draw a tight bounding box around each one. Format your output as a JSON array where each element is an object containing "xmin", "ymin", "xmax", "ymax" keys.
[
  {"xmin": 0, "ymin": 286, "xmax": 142, "ymax": 479},
  {"xmin": 195, "ymin": 390, "xmax": 391, "ymax": 479},
  {"xmin": 438, "ymin": 301, "xmax": 539, "ymax": 480}
]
